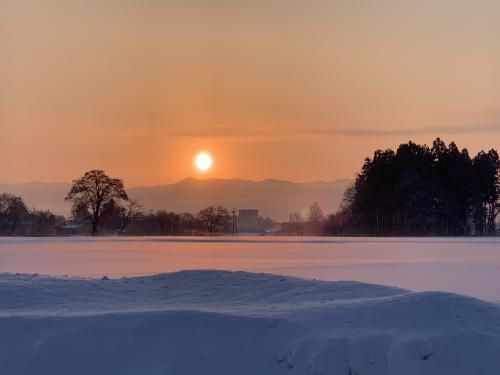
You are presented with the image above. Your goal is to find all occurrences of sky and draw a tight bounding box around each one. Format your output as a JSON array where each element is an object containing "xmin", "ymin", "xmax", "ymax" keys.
[{"xmin": 1, "ymin": 0, "xmax": 500, "ymax": 186}]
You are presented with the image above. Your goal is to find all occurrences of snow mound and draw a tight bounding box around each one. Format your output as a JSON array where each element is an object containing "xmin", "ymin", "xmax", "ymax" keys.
[
  {"xmin": 0, "ymin": 270, "xmax": 406, "ymax": 315},
  {"xmin": 1, "ymin": 270, "xmax": 499, "ymax": 374}
]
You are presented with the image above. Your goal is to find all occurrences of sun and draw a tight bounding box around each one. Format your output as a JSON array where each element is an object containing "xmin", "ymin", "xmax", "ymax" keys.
[{"xmin": 195, "ymin": 152, "xmax": 213, "ymax": 172}]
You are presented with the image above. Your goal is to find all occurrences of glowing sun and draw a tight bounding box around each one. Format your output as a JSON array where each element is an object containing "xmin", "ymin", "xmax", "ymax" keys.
[{"xmin": 195, "ymin": 152, "xmax": 213, "ymax": 172}]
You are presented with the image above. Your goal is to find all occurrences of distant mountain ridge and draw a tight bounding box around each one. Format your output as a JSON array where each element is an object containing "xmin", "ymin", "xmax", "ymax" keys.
[
  {"xmin": 0, "ymin": 178, "xmax": 351, "ymax": 221},
  {"xmin": 128, "ymin": 178, "xmax": 351, "ymax": 221}
]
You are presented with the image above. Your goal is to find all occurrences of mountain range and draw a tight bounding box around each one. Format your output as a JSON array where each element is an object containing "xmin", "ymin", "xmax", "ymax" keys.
[{"xmin": 0, "ymin": 178, "xmax": 351, "ymax": 221}]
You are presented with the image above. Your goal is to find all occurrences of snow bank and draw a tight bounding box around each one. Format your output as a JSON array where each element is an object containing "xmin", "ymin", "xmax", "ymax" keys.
[{"xmin": 1, "ymin": 270, "xmax": 499, "ymax": 374}]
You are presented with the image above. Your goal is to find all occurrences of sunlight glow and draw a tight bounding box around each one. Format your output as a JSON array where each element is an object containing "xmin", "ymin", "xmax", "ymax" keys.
[{"xmin": 195, "ymin": 152, "xmax": 213, "ymax": 172}]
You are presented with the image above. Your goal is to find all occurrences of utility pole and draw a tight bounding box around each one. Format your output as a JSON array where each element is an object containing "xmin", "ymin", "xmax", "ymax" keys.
[{"xmin": 232, "ymin": 209, "xmax": 238, "ymax": 235}]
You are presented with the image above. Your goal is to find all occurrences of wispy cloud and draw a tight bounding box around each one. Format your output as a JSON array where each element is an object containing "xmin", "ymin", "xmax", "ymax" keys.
[
  {"xmin": 308, "ymin": 123, "xmax": 500, "ymax": 137},
  {"xmin": 169, "ymin": 123, "xmax": 500, "ymax": 138}
]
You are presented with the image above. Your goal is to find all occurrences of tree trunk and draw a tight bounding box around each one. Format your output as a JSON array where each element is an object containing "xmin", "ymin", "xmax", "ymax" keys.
[{"xmin": 91, "ymin": 220, "xmax": 99, "ymax": 236}]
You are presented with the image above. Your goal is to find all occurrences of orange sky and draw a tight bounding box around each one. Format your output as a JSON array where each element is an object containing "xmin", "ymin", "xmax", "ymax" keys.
[{"xmin": 1, "ymin": 1, "xmax": 500, "ymax": 186}]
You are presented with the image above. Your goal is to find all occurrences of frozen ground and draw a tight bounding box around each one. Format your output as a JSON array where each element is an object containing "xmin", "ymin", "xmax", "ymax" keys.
[
  {"xmin": 2, "ymin": 270, "xmax": 500, "ymax": 374},
  {"xmin": 1, "ymin": 236, "xmax": 500, "ymax": 299},
  {"xmin": 2, "ymin": 237, "xmax": 500, "ymax": 374}
]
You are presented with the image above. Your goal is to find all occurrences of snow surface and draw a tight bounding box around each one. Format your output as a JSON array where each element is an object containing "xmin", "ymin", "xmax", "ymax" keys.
[
  {"xmin": 2, "ymin": 270, "xmax": 500, "ymax": 374},
  {"xmin": 2, "ymin": 236, "xmax": 500, "ymax": 299}
]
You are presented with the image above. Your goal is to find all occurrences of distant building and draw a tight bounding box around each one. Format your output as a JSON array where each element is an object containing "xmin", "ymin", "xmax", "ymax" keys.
[{"xmin": 238, "ymin": 209, "xmax": 260, "ymax": 233}]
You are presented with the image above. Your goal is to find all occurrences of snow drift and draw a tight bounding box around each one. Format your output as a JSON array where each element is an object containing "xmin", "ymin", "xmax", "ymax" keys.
[{"xmin": 1, "ymin": 270, "xmax": 499, "ymax": 374}]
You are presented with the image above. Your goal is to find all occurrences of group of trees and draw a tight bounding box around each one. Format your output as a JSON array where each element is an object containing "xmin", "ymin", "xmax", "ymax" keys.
[
  {"xmin": 281, "ymin": 202, "xmax": 326, "ymax": 235},
  {"xmin": 125, "ymin": 206, "xmax": 233, "ymax": 236},
  {"xmin": 0, "ymin": 169, "xmax": 276, "ymax": 236},
  {"xmin": 3, "ymin": 142, "xmax": 499, "ymax": 237},
  {"xmin": 0, "ymin": 193, "xmax": 66, "ymax": 236},
  {"xmin": 0, "ymin": 170, "xmax": 239, "ymax": 236},
  {"xmin": 326, "ymin": 138, "xmax": 500, "ymax": 236},
  {"xmin": 64, "ymin": 170, "xmax": 241, "ymax": 235}
]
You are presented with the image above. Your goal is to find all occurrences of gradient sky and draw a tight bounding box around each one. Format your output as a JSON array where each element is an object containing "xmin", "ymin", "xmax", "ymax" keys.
[{"xmin": 1, "ymin": 0, "xmax": 500, "ymax": 186}]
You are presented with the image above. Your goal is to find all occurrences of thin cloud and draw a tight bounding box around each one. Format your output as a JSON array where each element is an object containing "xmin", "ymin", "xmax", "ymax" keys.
[
  {"xmin": 169, "ymin": 123, "xmax": 500, "ymax": 138},
  {"xmin": 308, "ymin": 123, "xmax": 500, "ymax": 137}
]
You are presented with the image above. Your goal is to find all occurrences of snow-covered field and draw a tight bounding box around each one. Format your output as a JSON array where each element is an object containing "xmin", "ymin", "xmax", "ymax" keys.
[
  {"xmin": 2, "ymin": 236, "xmax": 500, "ymax": 299},
  {"xmin": 2, "ymin": 237, "xmax": 500, "ymax": 374}
]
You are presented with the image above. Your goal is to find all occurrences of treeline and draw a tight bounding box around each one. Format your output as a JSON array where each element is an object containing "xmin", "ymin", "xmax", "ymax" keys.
[
  {"xmin": 0, "ymin": 193, "xmax": 66, "ymax": 236},
  {"xmin": 325, "ymin": 138, "xmax": 500, "ymax": 236},
  {"xmin": 79, "ymin": 205, "xmax": 241, "ymax": 236},
  {"xmin": 0, "ymin": 192, "xmax": 270, "ymax": 237},
  {"xmin": 65, "ymin": 170, "xmax": 277, "ymax": 235},
  {"xmin": 3, "ymin": 139, "xmax": 499, "ymax": 238},
  {"xmin": 0, "ymin": 169, "xmax": 275, "ymax": 236}
]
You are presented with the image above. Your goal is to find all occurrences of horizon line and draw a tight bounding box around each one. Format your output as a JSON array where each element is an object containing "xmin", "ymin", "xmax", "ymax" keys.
[{"xmin": 0, "ymin": 176, "xmax": 354, "ymax": 189}]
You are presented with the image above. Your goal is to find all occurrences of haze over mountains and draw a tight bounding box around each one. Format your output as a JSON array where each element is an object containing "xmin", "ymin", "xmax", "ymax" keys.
[
  {"xmin": 0, "ymin": 178, "xmax": 351, "ymax": 221},
  {"xmin": 0, "ymin": 182, "xmax": 70, "ymax": 216}
]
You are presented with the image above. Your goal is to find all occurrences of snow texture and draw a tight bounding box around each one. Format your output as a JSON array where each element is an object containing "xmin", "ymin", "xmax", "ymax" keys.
[
  {"xmin": 3, "ymin": 236, "xmax": 500, "ymax": 300},
  {"xmin": 1, "ymin": 270, "xmax": 499, "ymax": 374}
]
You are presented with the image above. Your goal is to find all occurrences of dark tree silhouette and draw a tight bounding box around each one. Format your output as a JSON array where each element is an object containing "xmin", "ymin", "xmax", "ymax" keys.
[
  {"xmin": 117, "ymin": 199, "xmax": 143, "ymax": 235},
  {"xmin": 29, "ymin": 209, "xmax": 66, "ymax": 236},
  {"xmin": 0, "ymin": 193, "xmax": 29, "ymax": 235},
  {"xmin": 66, "ymin": 170, "xmax": 128, "ymax": 235},
  {"xmin": 134, "ymin": 211, "xmax": 195, "ymax": 236},
  {"xmin": 335, "ymin": 138, "xmax": 500, "ymax": 236},
  {"xmin": 0, "ymin": 193, "xmax": 66, "ymax": 236},
  {"xmin": 197, "ymin": 206, "xmax": 230, "ymax": 233},
  {"xmin": 151, "ymin": 210, "xmax": 181, "ymax": 235},
  {"xmin": 473, "ymin": 150, "xmax": 500, "ymax": 235}
]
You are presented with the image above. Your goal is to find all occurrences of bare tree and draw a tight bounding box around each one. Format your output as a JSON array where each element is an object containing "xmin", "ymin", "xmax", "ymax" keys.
[
  {"xmin": 118, "ymin": 199, "xmax": 143, "ymax": 235},
  {"xmin": 66, "ymin": 170, "xmax": 128, "ymax": 235},
  {"xmin": 197, "ymin": 206, "xmax": 230, "ymax": 233},
  {"xmin": 308, "ymin": 202, "xmax": 324, "ymax": 223}
]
